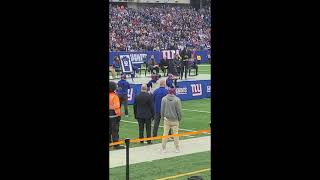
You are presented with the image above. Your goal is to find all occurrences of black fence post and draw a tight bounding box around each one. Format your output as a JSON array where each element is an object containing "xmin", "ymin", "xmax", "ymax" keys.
[{"xmin": 125, "ymin": 138, "xmax": 130, "ymax": 180}]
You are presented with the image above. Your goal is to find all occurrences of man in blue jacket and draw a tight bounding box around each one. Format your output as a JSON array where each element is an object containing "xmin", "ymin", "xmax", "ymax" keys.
[
  {"xmin": 152, "ymin": 79, "xmax": 168, "ymax": 137},
  {"xmin": 117, "ymin": 73, "xmax": 130, "ymax": 117}
]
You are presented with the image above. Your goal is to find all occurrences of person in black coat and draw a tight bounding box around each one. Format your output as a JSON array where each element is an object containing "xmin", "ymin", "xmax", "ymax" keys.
[
  {"xmin": 133, "ymin": 84, "xmax": 155, "ymax": 144},
  {"xmin": 179, "ymin": 47, "xmax": 191, "ymax": 80}
]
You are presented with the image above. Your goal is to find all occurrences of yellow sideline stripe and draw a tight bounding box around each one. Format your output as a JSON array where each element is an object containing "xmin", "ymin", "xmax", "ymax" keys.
[{"xmin": 155, "ymin": 168, "xmax": 210, "ymax": 180}]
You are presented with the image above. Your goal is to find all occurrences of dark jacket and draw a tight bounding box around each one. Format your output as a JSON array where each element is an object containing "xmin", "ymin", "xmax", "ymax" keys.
[{"xmin": 134, "ymin": 92, "xmax": 154, "ymax": 119}]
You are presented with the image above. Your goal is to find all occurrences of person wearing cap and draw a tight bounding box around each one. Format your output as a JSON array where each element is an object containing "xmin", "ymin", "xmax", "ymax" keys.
[
  {"xmin": 117, "ymin": 73, "xmax": 130, "ymax": 117},
  {"xmin": 166, "ymin": 73, "xmax": 178, "ymax": 89},
  {"xmin": 134, "ymin": 84, "xmax": 155, "ymax": 144},
  {"xmin": 147, "ymin": 73, "xmax": 161, "ymax": 94},
  {"xmin": 109, "ymin": 81, "xmax": 125, "ymax": 149},
  {"xmin": 161, "ymin": 87, "xmax": 182, "ymax": 153},
  {"xmin": 152, "ymin": 79, "xmax": 168, "ymax": 137}
]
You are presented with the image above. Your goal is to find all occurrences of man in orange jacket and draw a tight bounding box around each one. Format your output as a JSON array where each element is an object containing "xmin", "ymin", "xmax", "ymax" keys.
[{"xmin": 109, "ymin": 81, "xmax": 125, "ymax": 149}]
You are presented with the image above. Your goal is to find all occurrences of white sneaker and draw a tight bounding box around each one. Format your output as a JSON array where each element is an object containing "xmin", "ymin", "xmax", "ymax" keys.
[
  {"xmin": 175, "ymin": 149, "xmax": 181, "ymax": 153},
  {"xmin": 125, "ymin": 115, "xmax": 129, "ymax": 118}
]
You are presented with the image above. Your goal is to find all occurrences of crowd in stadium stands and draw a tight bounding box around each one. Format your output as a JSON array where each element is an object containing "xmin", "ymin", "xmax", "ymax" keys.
[{"xmin": 109, "ymin": 4, "xmax": 211, "ymax": 52}]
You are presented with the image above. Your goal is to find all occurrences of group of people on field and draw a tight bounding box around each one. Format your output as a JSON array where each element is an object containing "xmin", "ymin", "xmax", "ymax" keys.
[{"xmin": 109, "ymin": 73, "xmax": 182, "ymax": 153}]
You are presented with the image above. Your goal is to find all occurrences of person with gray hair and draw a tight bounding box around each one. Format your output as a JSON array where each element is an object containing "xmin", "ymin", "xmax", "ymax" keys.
[
  {"xmin": 133, "ymin": 84, "xmax": 155, "ymax": 144},
  {"xmin": 152, "ymin": 79, "xmax": 168, "ymax": 137}
]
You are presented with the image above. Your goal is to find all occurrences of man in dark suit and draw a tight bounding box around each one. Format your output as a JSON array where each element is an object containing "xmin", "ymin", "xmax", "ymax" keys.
[
  {"xmin": 134, "ymin": 84, "xmax": 155, "ymax": 144},
  {"xmin": 179, "ymin": 47, "xmax": 191, "ymax": 80}
]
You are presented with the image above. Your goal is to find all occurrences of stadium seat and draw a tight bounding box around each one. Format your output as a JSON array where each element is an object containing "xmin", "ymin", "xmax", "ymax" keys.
[
  {"xmin": 189, "ymin": 66, "xmax": 198, "ymax": 76},
  {"xmin": 139, "ymin": 63, "xmax": 148, "ymax": 77}
]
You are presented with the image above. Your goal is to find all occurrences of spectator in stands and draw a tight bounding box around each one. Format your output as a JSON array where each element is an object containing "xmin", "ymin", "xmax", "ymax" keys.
[
  {"xmin": 161, "ymin": 87, "xmax": 182, "ymax": 153},
  {"xmin": 152, "ymin": 79, "xmax": 168, "ymax": 137},
  {"xmin": 109, "ymin": 5, "xmax": 211, "ymax": 51},
  {"xmin": 117, "ymin": 73, "xmax": 130, "ymax": 117},
  {"xmin": 134, "ymin": 84, "xmax": 155, "ymax": 144}
]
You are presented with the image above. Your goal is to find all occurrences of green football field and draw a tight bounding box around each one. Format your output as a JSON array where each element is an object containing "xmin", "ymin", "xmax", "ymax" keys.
[
  {"xmin": 109, "ymin": 64, "xmax": 211, "ymax": 179},
  {"xmin": 113, "ymin": 98, "xmax": 211, "ymax": 148},
  {"xmin": 110, "ymin": 98, "xmax": 211, "ymax": 179},
  {"xmin": 110, "ymin": 151, "xmax": 211, "ymax": 180}
]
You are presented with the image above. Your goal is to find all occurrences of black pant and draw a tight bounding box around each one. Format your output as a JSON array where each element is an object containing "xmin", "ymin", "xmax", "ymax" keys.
[
  {"xmin": 148, "ymin": 66, "xmax": 159, "ymax": 74},
  {"xmin": 137, "ymin": 118, "xmax": 152, "ymax": 143},
  {"xmin": 118, "ymin": 94, "xmax": 128, "ymax": 116},
  {"xmin": 110, "ymin": 117, "xmax": 120, "ymax": 146},
  {"xmin": 153, "ymin": 113, "xmax": 172, "ymax": 137},
  {"xmin": 153, "ymin": 113, "xmax": 161, "ymax": 137},
  {"xmin": 180, "ymin": 61, "xmax": 188, "ymax": 79},
  {"xmin": 190, "ymin": 64, "xmax": 198, "ymax": 75}
]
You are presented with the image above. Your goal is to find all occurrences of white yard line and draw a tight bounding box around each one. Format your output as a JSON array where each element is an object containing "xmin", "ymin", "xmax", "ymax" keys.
[
  {"xmin": 182, "ymin": 109, "xmax": 211, "ymax": 113},
  {"xmin": 109, "ymin": 136, "xmax": 211, "ymax": 168}
]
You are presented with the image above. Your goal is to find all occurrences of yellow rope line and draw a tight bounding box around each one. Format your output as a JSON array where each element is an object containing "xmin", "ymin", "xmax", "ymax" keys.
[{"xmin": 109, "ymin": 128, "xmax": 211, "ymax": 146}]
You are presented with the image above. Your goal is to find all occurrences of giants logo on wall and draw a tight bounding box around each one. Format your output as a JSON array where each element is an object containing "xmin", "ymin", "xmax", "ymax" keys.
[
  {"xmin": 127, "ymin": 88, "xmax": 133, "ymax": 101},
  {"xmin": 175, "ymin": 87, "xmax": 188, "ymax": 95},
  {"xmin": 191, "ymin": 84, "xmax": 202, "ymax": 96},
  {"xmin": 207, "ymin": 85, "xmax": 211, "ymax": 93},
  {"xmin": 162, "ymin": 50, "xmax": 180, "ymax": 60}
]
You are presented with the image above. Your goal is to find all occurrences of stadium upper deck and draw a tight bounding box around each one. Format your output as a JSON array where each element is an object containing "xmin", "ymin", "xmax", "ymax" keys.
[{"xmin": 109, "ymin": 3, "xmax": 211, "ymax": 52}]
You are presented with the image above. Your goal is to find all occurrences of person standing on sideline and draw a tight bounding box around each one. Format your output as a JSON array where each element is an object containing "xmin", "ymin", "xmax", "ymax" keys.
[
  {"xmin": 134, "ymin": 84, "xmax": 155, "ymax": 144},
  {"xmin": 109, "ymin": 81, "xmax": 124, "ymax": 149},
  {"xmin": 117, "ymin": 73, "xmax": 130, "ymax": 117},
  {"xmin": 152, "ymin": 79, "xmax": 168, "ymax": 137},
  {"xmin": 161, "ymin": 87, "xmax": 182, "ymax": 153}
]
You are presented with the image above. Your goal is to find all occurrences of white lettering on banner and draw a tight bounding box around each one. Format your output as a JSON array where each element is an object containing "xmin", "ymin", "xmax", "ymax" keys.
[
  {"xmin": 162, "ymin": 50, "xmax": 180, "ymax": 59},
  {"xmin": 191, "ymin": 84, "xmax": 202, "ymax": 96},
  {"xmin": 127, "ymin": 88, "xmax": 133, "ymax": 101},
  {"xmin": 207, "ymin": 85, "xmax": 211, "ymax": 93},
  {"xmin": 176, "ymin": 87, "xmax": 188, "ymax": 95},
  {"xmin": 129, "ymin": 54, "xmax": 147, "ymax": 64}
]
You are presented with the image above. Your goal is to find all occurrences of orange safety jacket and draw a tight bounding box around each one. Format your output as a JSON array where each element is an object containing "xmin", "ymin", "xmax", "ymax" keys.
[{"xmin": 109, "ymin": 92, "xmax": 121, "ymax": 118}]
